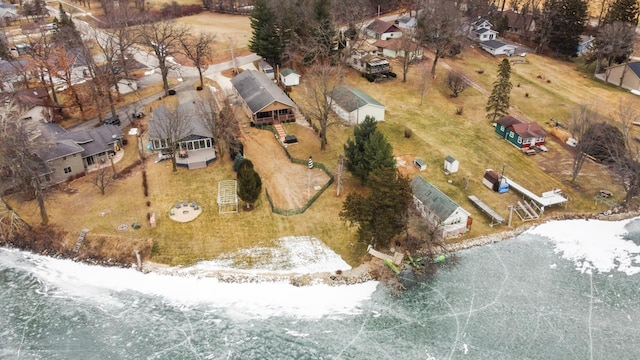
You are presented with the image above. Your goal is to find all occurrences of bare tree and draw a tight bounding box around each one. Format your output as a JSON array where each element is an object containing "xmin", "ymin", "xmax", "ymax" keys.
[
  {"xmin": 0, "ymin": 196, "xmax": 31, "ymax": 242},
  {"xmin": 446, "ymin": 71, "xmax": 468, "ymax": 97},
  {"xmin": 24, "ymin": 28, "xmax": 59, "ymax": 104},
  {"xmin": 194, "ymin": 89, "xmax": 236, "ymax": 164},
  {"xmin": 418, "ymin": 61, "xmax": 430, "ymax": 106},
  {"xmin": 180, "ymin": 32, "xmax": 215, "ymax": 89},
  {"xmin": 569, "ymin": 104, "xmax": 600, "ymax": 182},
  {"xmin": 416, "ymin": 0, "xmax": 464, "ymax": 75},
  {"xmin": 335, "ymin": 154, "xmax": 345, "ymax": 197},
  {"xmin": 138, "ymin": 20, "xmax": 189, "ymax": 96},
  {"xmin": 398, "ymin": 29, "xmax": 422, "ymax": 82},
  {"xmin": 91, "ymin": 166, "xmax": 116, "ymax": 195},
  {"xmin": 49, "ymin": 45, "xmax": 86, "ymax": 117},
  {"xmin": 150, "ymin": 105, "xmax": 192, "ymax": 172},
  {"xmin": 304, "ymin": 62, "xmax": 340, "ymax": 151},
  {"xmin": 0, "ymin": 102, "xmax": 50, "ymax": 225}
]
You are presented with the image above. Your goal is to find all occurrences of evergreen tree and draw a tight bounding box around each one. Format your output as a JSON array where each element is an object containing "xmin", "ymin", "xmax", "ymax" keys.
[
  {"xmin": 344, "ymin": 116, "xmax": 395, "ymax": 184},
  {"xmin": 539, "ymin": 0, "xmax": 588, "ymax": 58},
  {"xmin": 53, "ymin": 3, "xmax": 82, "ymax": 48},
  {"xmin": 302, "ymin": 0, "xmax": 336, "ymax": 64},
  {"xmin": 604, "ymin": 0, "xmax": 640, "ymax": 25},
  {"xmin": 486, "ymin": 59, "xmax": 512, "ymax": 122},
  {"xmin": 237, "ymin": 159, "xmax": 262, "ymax": 210},
  {"xmin": 248, "ymin": 0, "xmax": 284, "ymax": 66},
  {"xmin": 340, "ymin": 167, "xmax": 412, "ymax": 247}
]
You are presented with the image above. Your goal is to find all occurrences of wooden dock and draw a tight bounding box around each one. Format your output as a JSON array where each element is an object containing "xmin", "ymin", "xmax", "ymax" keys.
[
  {"xmin": 367, "ymin": 245, "xmax": 404, "ymax": 265},
  {"xmin": 514, "ymin": 201, "xmax": 540, "ymax": 221},
  {"xmin": 468, "ymin": 195, "xmax": 504, "ymax": 226},
  {"xmin": 73, "ymin": 229, "xmax": 89, "ymax": 253}
]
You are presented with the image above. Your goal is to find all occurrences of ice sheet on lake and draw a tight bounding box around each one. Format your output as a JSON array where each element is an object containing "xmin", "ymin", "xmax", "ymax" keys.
[
  {"xmin": 190, "ymin": 236, "xmax": 352, "ymax": 274},
  {"xmin": 526, "ymin": 217, "xmax": 640, "ymax": 275},
  {"xmin": 0, "ymin": 236, "xmax": 370, "ymax": 319}
]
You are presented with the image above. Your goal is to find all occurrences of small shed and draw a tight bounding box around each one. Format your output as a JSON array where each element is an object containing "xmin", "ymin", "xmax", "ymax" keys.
[
  {"xmin": 414, "ymin": 158, "xmax": 426, "ymax": 171},
  {"xmin": 483, "ymin": 169, "xmax": 509, "ymax": 193},
  {"xmin": 279, "ymin": 68, "xmax": 300, "ymax": 87},
  {"xmin": 258, "ymin": 60, "xmax": 275, "ymax": 79},
  {"xmin": 444, "ymin": 156, "xmax": 459, "ymax": 174}
]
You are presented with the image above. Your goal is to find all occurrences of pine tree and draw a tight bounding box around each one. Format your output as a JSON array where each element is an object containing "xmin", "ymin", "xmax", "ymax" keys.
[
  {"xmin": 604, "ymin": 0, "xmax": 640, "ymax": 25},
  {"xmin": 344, "ymin": 116, "xmax": 395, "ymax": 184},
  {"xmin": 248, "ymin": 0, "xmax": 284, "ymax": 66},
  {"xmin": 486, "ymin": 59, "xmax": 512, "ymax": 122},
  {"xmin": 539, "ymin": 0, "xmax": 588, "ymax": 57},
  {"xmin": 237, "ymin": 159, "xmax": 262, "ymax": 210},
  {"xmin": 339, "ymin": 167, "xmax": 412, "ymax": 247},
  {"xmin": 53, "ymin": 3, "xmax": 82, "ymax": 48}
]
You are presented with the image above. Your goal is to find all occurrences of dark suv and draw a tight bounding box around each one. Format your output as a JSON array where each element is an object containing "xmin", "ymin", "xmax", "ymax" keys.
[{"xmin": 103, "ymin": 117, "xmax": 121, "ymax": 126}]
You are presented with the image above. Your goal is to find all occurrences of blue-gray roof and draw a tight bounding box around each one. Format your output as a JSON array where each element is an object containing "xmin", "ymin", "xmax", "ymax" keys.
[
  {"xmin": 230, "ymin": 70, "xmax": 296, "ymax": 114},
  {"xmin": 629, "ymin": 62, "xmax": 640, "ymax": 78},
  {"xmin": 411, "ymin": 176, "xmax": 462, "ymax": 220},
  {"xmin": 480, "ymin": 40, "xmax": 512, "ymax": 50},
  {"xmin": 329, "ymin": 86, "xmax": 384, "ymax": 112},
  {"xmin": 58, "ymin": 125, "xmax": 123, "ymax": 157},
  {"xmin": 280, "ymin": 68, "xmax": 299, "ymax": 77},
  {"xmin": 149, "ymin": 102, "xmax": 214, "ymax": 140}
]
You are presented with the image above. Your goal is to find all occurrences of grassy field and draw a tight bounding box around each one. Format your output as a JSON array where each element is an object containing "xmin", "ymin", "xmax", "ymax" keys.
[{"xmin": 8, "ymin": 10, "xmax": 640, "ymax": 268}]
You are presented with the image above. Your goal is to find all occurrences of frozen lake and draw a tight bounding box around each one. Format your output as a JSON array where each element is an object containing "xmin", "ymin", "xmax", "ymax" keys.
[{"xmin": 1, "ymin": 219, "xmax": 639, "ymax": 359}]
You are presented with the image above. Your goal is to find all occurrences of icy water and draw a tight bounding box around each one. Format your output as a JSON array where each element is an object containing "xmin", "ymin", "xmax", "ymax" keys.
[{"xmin": 1, "ymin": 221, "xmax": 640, "ymax": 360}]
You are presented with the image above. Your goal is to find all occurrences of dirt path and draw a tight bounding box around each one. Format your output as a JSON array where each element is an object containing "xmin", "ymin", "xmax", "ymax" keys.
[{"xmin": 242, "ymin": 129, "xmax": 331, "ymax": 210}]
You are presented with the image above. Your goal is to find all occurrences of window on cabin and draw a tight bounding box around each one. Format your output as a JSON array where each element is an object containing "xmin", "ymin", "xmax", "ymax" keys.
[
  {"xmin": 500, "ymin": 125, "xmax": 505, "ymax": 131},
  {"xmin": 64, "ymin": 167, "xmax": 72, "ymax": 174},
  {"xmin": 509, "ymin": 132, "xmax": 514, "ymax": 138}
]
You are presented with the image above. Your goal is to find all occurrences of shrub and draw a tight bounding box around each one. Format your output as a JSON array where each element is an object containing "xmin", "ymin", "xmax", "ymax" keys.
[
  {"xmin": 232, "ymin": 154, "xmax": 245, "ymax": 172},
  {"xmin": 146, "ymin": 201, "xmax": 151, "ymax": 207},
  {"xmin": 404, "ymin": 128, "xmax": 412, "ymax": 138},
  {"xmin": 168, "ymin": 89, "xmax": 176, "ymax": 95},
  {"xmin": 525, "ymin": 93, "xmax": 529, "ymax": 98},
  {"xmin": 455, "ymin": 106, "xmax": 464, "ymax": 115},
  {"xmin": 196, "ymin": 86, "xmax": 203, "ymax": 91},
  {"xmin": 121, "ymin": 138, "xmax": 128, "ymax": 146}
]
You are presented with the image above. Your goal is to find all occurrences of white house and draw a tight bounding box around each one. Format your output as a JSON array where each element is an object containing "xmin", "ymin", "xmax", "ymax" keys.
[
  {"xmin": 374, "ymin": 38, "xmax": 423, "ymax": 60},
  {"xmin": 479, "ymin": 40, "xmax": 516, "ymax": 56},
  {"xmin": 279, "ymin": 68, "xmax": 300, "ymax": 87},
  {"xmin": 468, "ymin": 17, "xmax": 498, "ymax": 42},
  {"xmin": 411, "ymin": 176, "xmax": 472, "ymax": 239},
  {"xmin": 328, "ymin": 85, "xmax": 385, "ymax": 125}
]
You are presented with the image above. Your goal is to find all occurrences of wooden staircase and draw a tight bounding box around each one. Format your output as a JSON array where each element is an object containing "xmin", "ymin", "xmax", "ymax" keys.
[{"xmin": 274, "ymin": 124, "xmax": 287, "ymax": 141}]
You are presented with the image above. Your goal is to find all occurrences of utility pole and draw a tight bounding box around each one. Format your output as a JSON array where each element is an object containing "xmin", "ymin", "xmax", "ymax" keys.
[{"xmin": 308, "ymin": 156, "xmax": 313, "ymax": 201}]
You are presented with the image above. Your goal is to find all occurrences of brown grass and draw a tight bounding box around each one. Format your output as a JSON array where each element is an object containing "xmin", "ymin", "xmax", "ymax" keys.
[{"xmin": 8, "ymin": 12, "xmax": 638, "ymax": 267}]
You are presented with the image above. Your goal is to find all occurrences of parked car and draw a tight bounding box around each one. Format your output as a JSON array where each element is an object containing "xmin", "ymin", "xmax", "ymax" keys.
[{"xmin": 103, "ymin": 117, "xmax": 121, "ymax": 126}]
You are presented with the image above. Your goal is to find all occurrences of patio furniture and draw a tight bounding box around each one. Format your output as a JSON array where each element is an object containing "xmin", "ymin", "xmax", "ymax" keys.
[
  {"xmin": 193, "ymin": 205, "xmax": 199, "ymax": 210},
  {"xmin": 191, "ymin": 201, "xmax": 197, "ymax": 207},
  {"xmin": 175, "ymin": 202, "xmax": 181, "ymax": 209},
  {"xmin": 182, "ymin": 200, "xmax": 188, "ymax": 207}
]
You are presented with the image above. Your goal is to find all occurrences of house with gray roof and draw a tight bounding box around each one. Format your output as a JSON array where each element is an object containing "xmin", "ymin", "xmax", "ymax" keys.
[
  {"xmin": 603, "ymin": 61, "xmax": 640, "ymax": 92},
  {"xmin": 34, "ymin": 123, "xmax": 123, "ymax": 186},
  {"xmin": 279, "ymin": 68, "xmax": 300, "ymax": 87},
  {"xmin": 411, "ymin": 176, "xmax": 472, "ymax": 239},
  {"xmin": 149, "ymin": 102, "xmax": 216, "ymax": 170},
  {"xmin": 479, "ymin": 40, "xmax": 516, "ymax": 56},
  {"xmin": 230, "ymin": 70, "xmax": 297, "ymax": 125},
  {"xmin": 328, "ymin": 85, "xmax": 385, "ymax": 125}
]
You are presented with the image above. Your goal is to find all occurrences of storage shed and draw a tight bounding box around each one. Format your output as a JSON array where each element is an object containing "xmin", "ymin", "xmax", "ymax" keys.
[
  {"xmin": 444, "ymin": 156, "xmax": 459, "ymax": 174},
  {"xmin": 414, "ymin": 158, "xmax": 426, "ymax": 171},
  {"xmin": 258, "ymin": 60, "xmax": 275, "ymax": 79},
  {"xmin": 483, "ymin": 169, "xmax": 509, "ymax": 193}
]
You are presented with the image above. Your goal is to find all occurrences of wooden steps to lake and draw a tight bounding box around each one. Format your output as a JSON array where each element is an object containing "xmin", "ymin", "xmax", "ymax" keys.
[{"xmin": 73, "ymin": 229, "xmax": 89, "ymax": 253}]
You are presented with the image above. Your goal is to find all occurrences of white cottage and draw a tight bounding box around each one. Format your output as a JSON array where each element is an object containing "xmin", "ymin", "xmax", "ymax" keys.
[
  {"xmin": 479, "ymin": 40, "xmax": 516, "ymax": 56},
  {"xmin": 328, "ymin": 85, "xmax": 385, "ymax": 125},
  {"xmin": 411, "ymin": 176, "xmax": 472, "ymax": 238}
]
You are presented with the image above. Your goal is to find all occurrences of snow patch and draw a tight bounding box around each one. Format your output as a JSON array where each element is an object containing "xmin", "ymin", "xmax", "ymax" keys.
[{"xmin": 527, "ymin": 217, "xmax": 640, "ymax": 275}]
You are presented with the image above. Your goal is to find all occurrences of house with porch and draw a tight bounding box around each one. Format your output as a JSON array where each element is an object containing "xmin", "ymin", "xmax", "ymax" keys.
[
  {"xmin": 149, "ymin": 103, "xmax": 217, "ymax": 170},
  {"xmin": 231, "ymin": 69, "xmax": 297, "ymax": 125},
  {"xmin": 328, "ymin": 85, "xmax": 385, "ymax": 125},
  {"xmin": 365, "ymin": 19, "xmax": 403, "ymax": 40},
  {"xmin": 495, "ymin": 115, "xmax": 546, "ymax": 149},
  {"xmin": 411, "ymin": 176, "xmax": 472, "ymax": 239}
]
